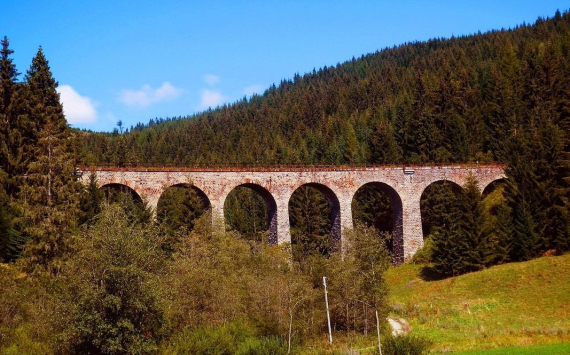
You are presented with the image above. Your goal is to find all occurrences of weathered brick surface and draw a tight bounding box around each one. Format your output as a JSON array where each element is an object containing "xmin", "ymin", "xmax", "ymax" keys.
[{"xmin": 83, "ymin": 165, "xmax": 504, "ymax": 262}]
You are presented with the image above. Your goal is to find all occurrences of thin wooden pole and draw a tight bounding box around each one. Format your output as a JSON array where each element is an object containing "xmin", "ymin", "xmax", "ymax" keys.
[
  {"xmin": 323, "ymin": 276, "xmax": 333, "ymax": 344},
  {"xmin": 375, "ymin": 308, "xmax": 382, "ymax": 355}
]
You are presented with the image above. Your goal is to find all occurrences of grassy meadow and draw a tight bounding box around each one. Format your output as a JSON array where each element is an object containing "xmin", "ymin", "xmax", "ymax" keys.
[{"xmin": 385, "ymin": 254, "xmax": 570, "ymax": 353}]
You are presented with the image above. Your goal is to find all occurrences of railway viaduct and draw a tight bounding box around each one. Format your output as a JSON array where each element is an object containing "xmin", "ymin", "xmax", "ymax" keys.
[{"xmin": 81, "ymin": 164, "xmax": 505, "ymax": 263}]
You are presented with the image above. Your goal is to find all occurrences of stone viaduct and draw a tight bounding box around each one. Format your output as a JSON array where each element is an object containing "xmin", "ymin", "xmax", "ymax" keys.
[{"xmin": 81, "ymin": 164, "xmax": 505, "ymax": 263}]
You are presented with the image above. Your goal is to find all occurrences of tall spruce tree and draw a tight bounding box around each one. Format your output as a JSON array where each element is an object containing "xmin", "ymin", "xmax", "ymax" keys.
[
  {"xmin": 0, "ymin": 36, "xmax": 26, "ymax": 195},
  {"xmin": 423, "ymin": 181, "xmax": 462, "ymax": 277},
  {"xmin": 0, "ymin": 36, "xmax": 19, "ymax": 170},
  {"xmin": 0, "ymin": 170, "xmax": 19, "ymax": 262},
  {"xmin": 78, "ymin": 171, "xmax": 104, "ymax": 226},
  {"xmin": 502, "ymin": 133, "xmax": 541, "ymax": 262},
  {"xmin": 454, "ymin": 175, "xmax": 486, "ymax": 274},
  {"xmin": 17, "ymin": 47, "xmax": 80, "ymax": 272}
]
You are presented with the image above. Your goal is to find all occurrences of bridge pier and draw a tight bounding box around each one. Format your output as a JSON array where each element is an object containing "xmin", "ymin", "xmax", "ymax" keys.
[
  {"xmin": 339, "ymin": 194, "xmax": 353, "ymax": 253},
  {"xmin": 210, "ymin": 198, "xmax": 226, "ymax": 233},
  {"xmin": 401, "ymin": 197, "xmax": 424, "ymax": 262},
  {"xmin": 276, "ymin": 200, "xmax": 291, "ymax": 244}
]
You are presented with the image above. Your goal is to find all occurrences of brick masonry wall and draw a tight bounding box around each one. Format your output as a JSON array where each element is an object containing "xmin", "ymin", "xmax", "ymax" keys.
[{"xmin": 83, "ymin": 165, "xmax": 505, "ymax": 263}]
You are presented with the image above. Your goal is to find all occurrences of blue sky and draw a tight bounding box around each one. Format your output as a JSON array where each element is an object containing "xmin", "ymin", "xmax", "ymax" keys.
[{"xmin": 1, "ymin": 1, "xmax": 567, "ymax": 132}]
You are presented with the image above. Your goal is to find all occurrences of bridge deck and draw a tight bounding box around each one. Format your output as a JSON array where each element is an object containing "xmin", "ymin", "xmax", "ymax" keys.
[{"xmin": 81, "ymin": 163, "xmax": 505, "ymax": 173}]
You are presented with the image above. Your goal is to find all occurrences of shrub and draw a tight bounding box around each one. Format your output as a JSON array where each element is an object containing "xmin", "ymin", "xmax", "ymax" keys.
[
  {"xmin": 235, "ymin": 336, "xmax": 287, "ymax": 355},
  {"xmin": 410, "ymin": 236, "xmax": 434, "ymax": 265},
  {"xmin": 381, "ymin": 334, "xmax": 432, "ymax": 355}
]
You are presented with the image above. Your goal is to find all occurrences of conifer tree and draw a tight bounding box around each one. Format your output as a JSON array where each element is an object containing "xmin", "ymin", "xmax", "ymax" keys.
[
  {"xmin": 17, "ymin": 47, "xmax": 80, "ymax": 272},
  {"xmin": 0, "ymin": 36, "xmax": 19, "ymax": 169},
  {"xmin": 368, "ymin": 114, "xmax": 402, "ymax": 164},
  {"xmin": 78, "ymin": 171, "xmax": 104, "ymax": 226},
  {"xmin": 0, "ymin": 36, "xmax": 26, "ymax": 196},
  {"xmin": 453, "ymin": 175, "xmax": 485, "ymax": 274},
  {"xmin": 0, "ymin": 170, "xmax": 19, "ymax": 261},
  {"xmin": 343, "ymin": 122, "xmax": 359, "ymax": 163},
  {"xmin": 502, "ymin": 134, "xmax": 541, "ymax": 262},
  {"xmin": 289, "ymin": 186, "xmax": 332, "ymax": 262},
  {"xmin": 423, "ymin": 182, "xmax": 462, "ymax": 277}
]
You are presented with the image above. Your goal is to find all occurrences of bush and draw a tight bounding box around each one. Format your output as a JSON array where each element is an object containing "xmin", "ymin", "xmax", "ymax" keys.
[
  {"xmin": 381, "ymin": 334, "xmax": 432, "ymax": 355},
  {"xmin": 162, "ymin": 322, "xmax": 286, "ymax": 355},
  {"xmin": 62, "ymin": 205, "xmax": 167, "ymax": 355},
  {"xmin": 165, "ymin": 325, "xmax": 237, "ymax": 355},
  {"xmin": 235, "ymin": 336, "xmax": 287, "ymax": 355},
  {"xmin": 410, "ymin": 236, "xmax": 434, "ymax": 265}
]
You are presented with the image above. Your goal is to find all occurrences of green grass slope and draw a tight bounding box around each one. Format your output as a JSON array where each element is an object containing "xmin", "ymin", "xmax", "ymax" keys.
[{"xmin": 385, "ymin": 254, "xmax": 570, "ymax": 353}]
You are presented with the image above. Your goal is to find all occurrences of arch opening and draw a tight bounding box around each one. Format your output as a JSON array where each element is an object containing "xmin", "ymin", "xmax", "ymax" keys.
[
  {"xmin": 100, "ymin": 183, "xmax": 150, "ymax": 223},
  {"xmin": 157, "ymin": 184, "xmax": 211, "ymax": 234},
  {"xmin": 482, "ymin": 178, "xmax": 506, "ymax": 199},
  {"xmin": 420, "ymin": 180, "xmax": 464, "ymax": 240},
  {"xmin": 224, "ymin": 184, "xmax": 277, "ymax": 243},
  {"xmin": 352, "ymin": 182, "xmax": 403, "ymax": 262},
  {"xmin": 289, "ymin": 183, "xmax": 340, "ymax": 262}
]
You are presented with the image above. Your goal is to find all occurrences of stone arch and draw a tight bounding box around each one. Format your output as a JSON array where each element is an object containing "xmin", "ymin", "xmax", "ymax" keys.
[
  {"xmin": 482, "ymin": 178, "xmax": 507, "ymax": 198},
  {"xmin": 289, "ymin": 182, "xmax": 342, "ymax": 251},
  {"xmin": 422, "ymin": 179, "xmax": 464, "ymax": 196},
  {"xmin": 351, "ymin": 182, "xmax": 404, "ymax": 264},
  {"xmin": 100, "ymin": 183, "xmax": 143, "ymax": 204},
  {"xmin": 156, "ymin": 183, "xmax": 212, "ymax": 231},
  {"xmin": 159, "ymin": 183, "xmax": 212, "ymax": 210},
  {"xmin": 224, "ymin": 183, "xmax": 278, "ymax": 244},
  {"xmin": 420, "ymin": 179, "xmax": 464, "ymax": 240}
]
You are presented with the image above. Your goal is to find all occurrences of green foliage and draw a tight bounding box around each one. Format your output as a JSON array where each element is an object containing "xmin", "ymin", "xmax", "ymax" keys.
[
  {"xmin": 381, "ymin": 334, "xmax": 432, "ymax": 355},
  {"xmin": 0, "ymin": 173, "xmax": 21, "ymax": 262},
  {"xmin": 101, "ymin": 185, "xmax": 153, "ymax": 225},
  {"xmin": 427, "ymin": 176, "xmax": 508, "ymax": 277},
  {"xmin": 235, "ymin": 336, "xmax": 286, "ymax": 355},
  {"xmin": 157, "ymin": 185, "xmax": 207, "ymax": 236},
  {"xmin": 14, "ymin": 48, "xmax": 81, "ymax": 273},
  {"xmin": 161, "ymin": 323, "xmax": 286, "ymax": 355},
  {"xmin": 410, "ymin": 236, "xmax": 434, "ymax": 265},
  {"xmin": 224, "ymin": 187, "xmax": 268, "ymax": 241},
  {"xmin": 62, "ymin": 204, "xmax": 167, "ymax": 355},
  {"xmin": 317, "ymin": 224, "xmax": 391, "ymax": 333},
  {"xmin": 78, "ymin": 171, "xmax": 104, "ymax": 226},
  {"xmin": 352, "ymin": 184, "xmax": 394, "ymax": 251},
  {"xmin": 289, "ymin": 186, "xmax": 332, "ymax": 262}
]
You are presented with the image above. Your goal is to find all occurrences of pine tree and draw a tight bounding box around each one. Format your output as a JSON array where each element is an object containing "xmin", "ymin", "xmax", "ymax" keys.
[
  {"xmin": 343, "ymin": 122, "xmax": 359, "ymax": 163},
  {"xmin": 423, "ymin": 181, "xmax": 462, "ymax": 277},
  {"xmin": 0, "ymin": 36, "xmax": 19, "ymax": 169},
  {"xmin": 453, "ymin": 175, "xmax": 485, "ymax": 274},
  {"xmin": 0, "ymin": 170, "xmax": 20, "ymax": 261},
  {"xmin": 17, "ymin": 47, "xmax": 81, "ymax": 272},
  {"xmin": 502, "ymin": 134, "xmax": 541, "ymax": 261},
  {"xmin": 367, "ymin": 112, "xmax": 402, "ymax": 164},
  {"xmin": 78, "ymin": 171, "xmax": 104, "ymax": 226},
  {"xmin": 289, "ymin": 186, "xmax": 332, "ymax": 262},
  {"xmin": 0, "ymin": 36, "xmax": 26, "ymax": 196}
]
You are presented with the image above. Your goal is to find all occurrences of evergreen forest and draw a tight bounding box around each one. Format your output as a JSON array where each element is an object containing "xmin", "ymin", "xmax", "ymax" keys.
[{"xmin": 0, "ymin": 9, "xmax": 569, "ymax": 355}]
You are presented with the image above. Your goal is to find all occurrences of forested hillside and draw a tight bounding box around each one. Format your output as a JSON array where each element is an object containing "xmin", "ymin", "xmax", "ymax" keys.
[
  {"xmin": 77, "ymin": 10, "xmax": 570, "ymax": 271},
  {"xmin": 0, "ymin": 10, "xmax": 569, "ymax": 355},
  {"xmin": 81, "ymin": 11, "xmax": 569, "ymax": 167}
]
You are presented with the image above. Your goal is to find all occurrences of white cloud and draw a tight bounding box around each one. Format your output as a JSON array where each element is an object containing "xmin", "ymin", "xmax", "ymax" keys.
[
  {"xmin": 244, "ymin": 84, "xmax": 265, "ymax": 97},
  {"xmin": 57, "ymin": 85, "xmax": 97, "ymax": 124},
  {"xmin": 119, "ymin": 82, "xmax": 182, "ymax": 108},
  {"xmin": 203, "ymin": 74, "xmax": 220, "ymax": 86},
  {"xmin": 200, "ymin": 89, "xmax": 227, "ymax": 109}
]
